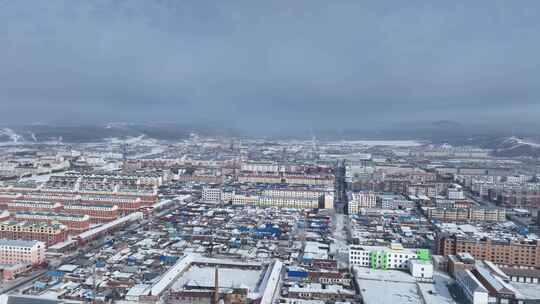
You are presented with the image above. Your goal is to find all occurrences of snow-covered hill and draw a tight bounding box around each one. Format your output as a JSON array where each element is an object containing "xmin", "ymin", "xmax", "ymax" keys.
[
  {"xmin": 0, "ymin": 123, "xmax": 208, "ymax": 143},
  {"xmin": 493, "ymin": 136, "xmax": 540, "ymax": 158}
]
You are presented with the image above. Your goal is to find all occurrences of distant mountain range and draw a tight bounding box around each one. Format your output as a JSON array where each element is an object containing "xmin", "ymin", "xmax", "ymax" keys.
[
  {"xmin": 2, "ymin": 122, "xmax": 540, "ymax": 158},
  {"xmin": 0, "ymin": 123, "xmax": 235, "ymax": 143}
]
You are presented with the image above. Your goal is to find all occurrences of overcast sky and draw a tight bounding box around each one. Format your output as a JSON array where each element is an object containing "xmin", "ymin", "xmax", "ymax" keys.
[{"xmin": 1, "ymin": 1, "xmax": 539, "ymax": 134}]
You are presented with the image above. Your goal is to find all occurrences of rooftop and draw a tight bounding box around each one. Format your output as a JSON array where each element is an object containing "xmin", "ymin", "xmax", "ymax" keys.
[
  {"xmin": 172, "ymin": 266, "xmax": 261, "ymax": 292},
  {"xmin": 0, "ymin": 220, "xmax": 65, "ymax": 230},
  {"xmin": 0, "ymin": 239, "xmax": 43, "ymax": 247}
]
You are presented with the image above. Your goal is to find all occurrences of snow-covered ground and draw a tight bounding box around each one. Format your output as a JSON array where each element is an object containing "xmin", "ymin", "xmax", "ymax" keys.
[
  {"xmin": 0, "ymin": 128, "xmax": 22, "ymax": 142},
  {"xmin": 503, "ymin": 136, "xmax": 540, "ymax": 148},
  {"xmin": 339, "ymin": 140, "xmax": 423, "ymax": 147},
  {"xmin": 127, "ymin": 146, "xmax": 166, "ymax": 159},
  {"xmin": 418, "ymin": 272, "xmax": 457, "ymax": 304},
  {"xmin": 331, "ymin": 213, "xmax": 349, "ymax": 269},
  {"xmin": 106, "ymin": 135, "xmax": 147, "ymax": 145},
  {"xmin": 171, "ymin": 266, "xmax": 261, "ymax": 291},
  {"xmin": 19, "ymin": 171, "xmax": 66, "ymax": 183},
  {"xmin": 98, "ymin": 162, "xmax": 122, "ymax": 172}
]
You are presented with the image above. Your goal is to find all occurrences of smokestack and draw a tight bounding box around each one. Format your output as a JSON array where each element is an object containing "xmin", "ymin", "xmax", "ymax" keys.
[{"xmin": 214, "ymin": 266, "xmax": 219, "ymax": 304}]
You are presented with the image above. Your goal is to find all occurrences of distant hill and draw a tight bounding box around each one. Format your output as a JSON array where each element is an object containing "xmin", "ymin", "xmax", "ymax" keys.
[
  {"xmin": 491, "ymin": 136, "xmax": 540, "ymax": 158},
  {"xmin": 2, "ymin": 123, "xmax": 540, "ymax": 159},
  {"xmin": 0, "ymin": 123, "xmax": 233, "ymax": 143}
]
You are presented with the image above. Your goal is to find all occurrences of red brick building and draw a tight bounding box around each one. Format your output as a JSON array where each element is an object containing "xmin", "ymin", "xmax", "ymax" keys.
[
  {"xmin": 62, "ymin": 204, "xmax": 119, "ymax": 223},
  {"xmin": 13, "ymin": 211, "xmax": 90, "ymax": 234},
  {"xmin": 0, "ymin": 220, "xmax": 68, "ymax": 246},
  {"xmin": 79, "ymin": 196, "xmax": 144, "ymax": 213},
  {"xmin": 438, "ymin": 235, "xmax": 540, "ymax": 268},
  {"xmin": 0, "ymin": 187, "xmax": 157, "ymax": 226},
  {"xmin": 7, "ymin": 200, "xmax": 63, "ymax": 213}
]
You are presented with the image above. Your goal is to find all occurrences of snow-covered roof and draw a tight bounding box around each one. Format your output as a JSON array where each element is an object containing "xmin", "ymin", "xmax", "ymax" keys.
[{"xmin": 150, "ymin": 255, "xmax": 192, "ymax": 296}]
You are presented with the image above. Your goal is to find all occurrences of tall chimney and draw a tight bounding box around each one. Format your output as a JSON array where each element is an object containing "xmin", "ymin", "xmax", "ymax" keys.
[{"xmin": 214, "ymin": 266, "xmax": 219, "ymax": 304}]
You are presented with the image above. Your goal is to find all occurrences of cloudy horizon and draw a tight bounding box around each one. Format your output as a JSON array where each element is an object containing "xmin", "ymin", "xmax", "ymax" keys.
[{"xmin": 1, "ymin": 1, "xmax": 540, "ymax": 134}]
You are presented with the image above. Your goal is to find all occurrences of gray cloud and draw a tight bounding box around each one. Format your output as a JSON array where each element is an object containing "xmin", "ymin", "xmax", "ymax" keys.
[{"xmin": 1, "ymin": 0, "xmax": 539, "ymax": 134}]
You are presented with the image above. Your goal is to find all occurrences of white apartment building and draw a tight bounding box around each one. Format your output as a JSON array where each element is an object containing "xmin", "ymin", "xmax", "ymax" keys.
[
  {"xmin": 258, "ymin": 196, "xmax": 320, "ymax": 209},
  {"xmin": 0, "ymin": 239, "xmax": 46, "ymax": 266},
  {"xmin": 448, "ymin": 184, "xmax": 465, "ymax": 200},
  {"xmin": 348, "ymin": 192, "xmax": 377, "ymax": 214},
  {"xmin": 201, "ymin": 188, "xmax": 222, "ymax": 202},
  {"xmin": 241, "ymin": 162, "xmax": 280, "ymax": 173},
  {"xmin": 262, "ymin": 189, "xmax": 324, "ymax": 200},
  {"xmin": 209, "ymin": 188, "xmax": 330, "ymax": 209},
  {"xmin": 8, "ymin": 200, "xmax": 62, "ymax": 211},
  {"xmin": 349, "ymin": 244, "xmax": 424, "ymax": 270},
  {"xmin": 221, "ymin": 190, "xmax": 234, "ymax": 202}
]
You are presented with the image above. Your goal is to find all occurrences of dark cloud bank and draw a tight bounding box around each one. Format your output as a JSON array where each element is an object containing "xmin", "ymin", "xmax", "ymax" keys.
[{"xmin": 1, "ymin": 1, "xmax": 539, "ymax": 136}]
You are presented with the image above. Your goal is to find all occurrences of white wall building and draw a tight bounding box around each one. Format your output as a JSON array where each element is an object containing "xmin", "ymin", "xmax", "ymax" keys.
[
  {"xmin": 0, "ymin": 239, "xmax": 46, "ymax": 266},
  {"xmin": 201, "ymin": 188, "xmax": 222, "ymax": 202},
  {"xmin": 258, "ymin": 196, "xmax": 320, "ymax": 209},
  {"xmin": 448, "ymin": 184, "xmax": 465, "ymax": 200},
  {"xmin": 262, "ymin": 189, "xmax": 324, "ymax": 200},
  {"xmin": 408, "ymin": 259, "xmax": 433, "ymax": 280},
  {"xmin": 241, "ymin": 162, "xmax": 279, "ymax": 173},
  {"xmin": 349, "ymin": 244, "xmax": 421, "ymax": 270},
  {"xmin": 348, "ymin": 192, "xmax": 377, "ymax": 214}
]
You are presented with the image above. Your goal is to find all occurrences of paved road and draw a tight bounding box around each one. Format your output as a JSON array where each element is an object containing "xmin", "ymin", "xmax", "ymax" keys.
[{"xmin": 332, "ymin": 213, "xmax": 349, "ymax": 269}]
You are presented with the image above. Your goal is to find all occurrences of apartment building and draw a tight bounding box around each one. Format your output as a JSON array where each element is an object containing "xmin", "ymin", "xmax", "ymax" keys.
[
  {"xmin": 7, "ymin": 200, "xmax": 63, "ymax": 213},
  {"xmin": 230, "ymin": 194, "xmax": 260, "ymax": 205},
  {"xmin": 438, "ymin": 235, "xmax": 540, "ymax": 268},
  {"xmin": 499, "ymin": 188, "xmax": 540, "ymax": 209},
  {"xmin": 0, "ymin": 239, "xmax": 45, "ymax": 266},
  {"xmin": 237, "ymin": 173, "xmax": 334, "ymax": 186},
  {"xmin": 283, "ymin": 175, "xmax": 334, "ymax": 187},
  {"xmin": 262, "ymin": 189, "xmax": 325, "ymax": 200},
  {"xmin": 211, "ymin": 187, "xmax": 330, "ymax": 210},
  {"xmin": 348, "ymin": 191, "xmax": 377, "ymax": 214},
  {"xmin": 448, "ymin": 184, "xmax": 465, "ymax": 200},
  {"xmin": 426, "ymin": 208, "xmax": 506, "ymax": 223},
  {"xmin": 407, "ymin": 183, "xmax": 438, "ymax": 198},
  {"xmin": 349, "ymin": 243, "xmax": 430, "ymax": 270},
  {"xmin": 257, "ymin": 196, "xmax": 320, "ymax": 209},
  {"xmin": 378, "ymin": 194, "xmax": 415, "ymax": 210},
  {"xmin": 13, "ymin": 211, "xmax": 90, "ymax": 234},
  {"xmin": 0, "ymin": 221, "xmax": 68, "ymax": 246},
  {"xmin": 241, "ymin": 162, "xmax": 280, "ymax": 173},
  {"xmin": 201, "ymin": 188, "xmax": 222, "ymax": 202},
  {"xmin": 237, "ymin": 174, "xmax": 283, "ymax": 184},
  {"xmin": 62, "ymin": 204, "xmax": 119, "ymax": 223},
  {"xmin": 79, "ymin": 196, "xmax": 143, "ymax": 213}
]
